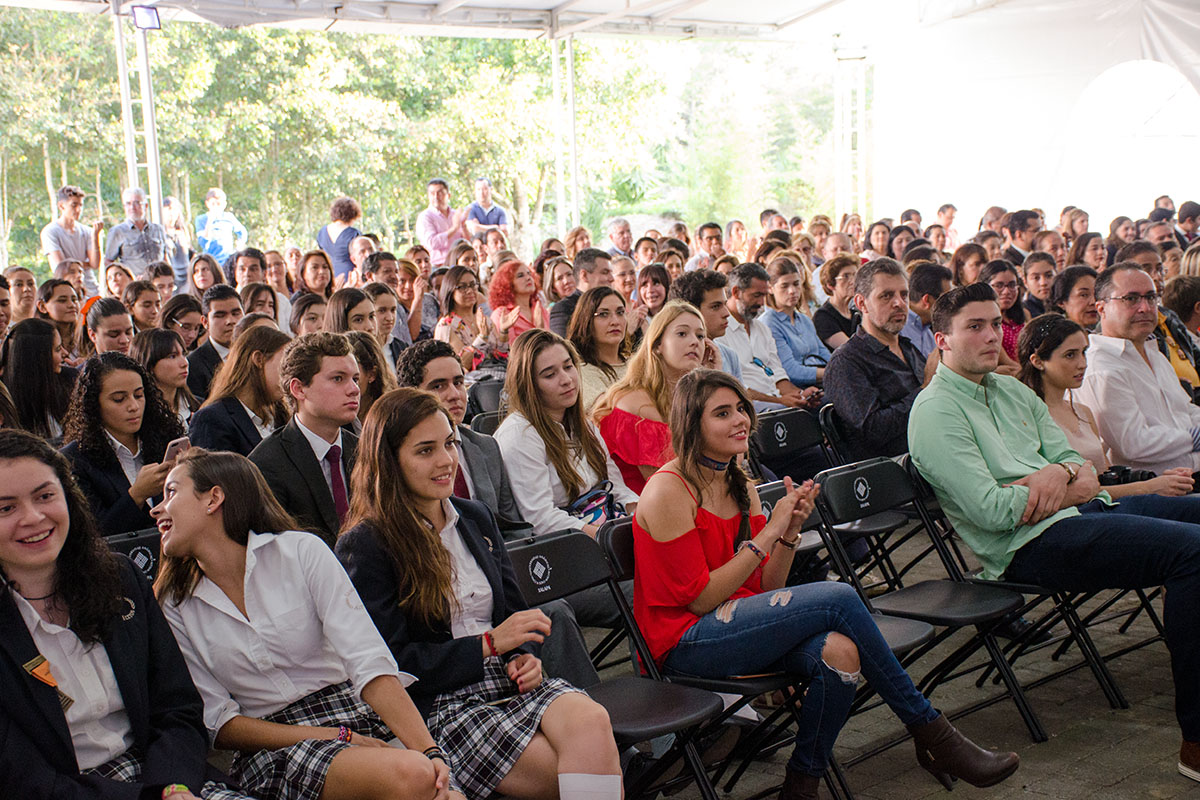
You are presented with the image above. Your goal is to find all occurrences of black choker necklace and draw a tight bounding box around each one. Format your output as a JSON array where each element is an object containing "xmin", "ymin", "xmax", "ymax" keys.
[
  {"xmin": 20, "ymin": 591, "xmax": 56, "ymax": 602},
  {"xmin": 698, "ymin": 454, "xmax": 730, "ymax": 471}
]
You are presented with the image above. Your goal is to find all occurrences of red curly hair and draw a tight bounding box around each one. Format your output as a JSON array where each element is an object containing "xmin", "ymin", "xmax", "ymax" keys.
[{"xmin": 487, "ymin": 259, "xmax": 526, "ymax": 310}]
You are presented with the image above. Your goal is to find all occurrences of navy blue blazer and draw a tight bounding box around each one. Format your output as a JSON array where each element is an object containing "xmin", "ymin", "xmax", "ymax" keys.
[
  {"xmin": 188, "ymin": 396, "xmax": 265, "ymax": 457},
  {"xmin": 186, "ymin": 341, "xmax": 222, "ymax": 399},
  {"xmin": 59, "ymin": 441, "xmax": 156, "ymax": 537},
  {"xmin": 335, "ymin": 497, "xmax": 532, "ymax": 717},
  {"xmin": 0, "ymin": 557, "xmax": 216, "ymax": 799}
]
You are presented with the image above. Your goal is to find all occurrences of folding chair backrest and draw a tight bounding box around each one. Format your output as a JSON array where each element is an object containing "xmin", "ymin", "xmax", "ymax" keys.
[
  {"xmin": 470, "ymin": 410, "xmax": 502, "ymax": 436},
  {"xmin": 815, "ymin": 457, "xmax": 916, "ymax": 525},
  {"xmin": 469, "ymin": 378, "xmax": 503, "ymax": 414},
  {"xmin": 818, "ymin": 403, "xmax": 850, "ymax": 465},
  {"xmin": 507, "ymin": 530, "xmax": 614, "ymax": 604},
  {"xmin": 601, "ymin": 517, "xmax": 636, "ymax": 582},
  {"xmin": 105, "ymin": 528, "xmax": 162, "ymax": 581},
  {"xmin": 753, "ymin": 408, "xmax": 824, "ymax": 462}
]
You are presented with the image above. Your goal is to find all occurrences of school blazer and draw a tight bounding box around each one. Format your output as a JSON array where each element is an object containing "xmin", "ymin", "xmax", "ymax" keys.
[
  {"xmin": 59, "ymin": 441, "xmax": 156, "ymax": 537},
  {"xmin": 188, "ymin": 396, "xmax": 265, "ymax": 457},
  {"xmin": 335, "ymin": 497, "xmax": 533, "ymax": 717},
  {"xmin": 457, "ymin": 425, "xmax": 523, "ymax": 528},
  {"xmin": 186, "ymin": 341, "xmax": 222, "ymax": 399},
  {"xmin": 248, "ymin": 420, "xmax": 357, "ymax": 549},
  {"xmin": 0, "ymin": 557, "xmax": 216, "ymax": 799}
]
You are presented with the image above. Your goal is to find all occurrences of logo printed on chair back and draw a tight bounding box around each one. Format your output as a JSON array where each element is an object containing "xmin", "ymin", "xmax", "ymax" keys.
[
  {"xmin": 853, "ymin": 476, "xmax": 871, "ymax": 507},
  {"xmin": 774, "ymin": 421, "xmax": 787, "ymax": 445},
  {"xmin": 528, "ymin": 555, "xmax": 552, "ymax": 593},
  {"xmin": 129, "ymin": 545, "xmax": 157, "ymax": 579}
]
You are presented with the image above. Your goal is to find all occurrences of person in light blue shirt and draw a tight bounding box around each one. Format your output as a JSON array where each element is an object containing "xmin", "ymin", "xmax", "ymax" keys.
[
  {"xmin": 899, "ymin": 262, "xmax": 952, "ymax": 358},
  {"xmin": 762, "ymin": 258, "xmax": 830, "ymax": 387},
  {"xmin": 464, "ymin": 177, "xmax": 509, "ymax": 237},
  {"xmin": 195, "ymin": 188, "xmax": 248, "ymax": 265}
]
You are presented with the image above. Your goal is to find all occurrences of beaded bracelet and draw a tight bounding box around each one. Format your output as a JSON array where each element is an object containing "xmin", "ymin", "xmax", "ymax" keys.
[
  {"xmin": 162, "ymin": 785, "xmax": 190, "ymax": 800},
  {"xmin": 336, "ymin": 725, "xmax": 352, "ymax": 743},
  {"xmin": 738, "ymin": 540, "xmax": 767, "ymax": 561},
  {"xmin": 483, "ymin": 631, "xmax": 500, "ymax": 659}
]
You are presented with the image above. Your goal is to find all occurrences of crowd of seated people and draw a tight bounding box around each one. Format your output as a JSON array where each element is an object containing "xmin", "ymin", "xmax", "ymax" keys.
[{"xmin": 5, "ymin": 183, "xmax": 1200, "ymax": 799}]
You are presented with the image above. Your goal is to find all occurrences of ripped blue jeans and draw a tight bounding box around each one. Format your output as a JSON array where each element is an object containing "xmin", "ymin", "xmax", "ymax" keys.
[{"xmin": 663, "ymin": 581, "xmax": 937, "ymax": 775}]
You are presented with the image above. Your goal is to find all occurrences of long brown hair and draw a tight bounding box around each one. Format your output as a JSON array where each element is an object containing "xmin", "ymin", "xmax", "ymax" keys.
[
  {"xmin": 154, "ymin": 448, "xmax": 298, "ymax": 605},
  {"xmin": 344, "ymin": 388, "xmax": 456, "ymax": 629},
  {"xmin": 202, "ymin": 325, "xmax": 290, "ymax": 427},
  {"xmin": 592, "ymin": 300, "xmax": 704, "ymax": 425},
  {"xmin": 565, "ymin": 286, "xmax": 630, "ymax": 379},
  {"xmin": 669, "ymin": 369, "xmax": 756, "ymax": 540},
  {"xmin": 504, "ymin": 329, "xmax": 609, "ymax": 499}
]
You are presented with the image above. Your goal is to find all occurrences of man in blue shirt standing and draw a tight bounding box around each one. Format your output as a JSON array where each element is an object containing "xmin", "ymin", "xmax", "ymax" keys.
[
  {"xmin": 464, "ymin": 177, "xmax": 509, "ymax": 239},
  {"xmin": 195, "ymin": 187, "xmax": 247, "ymax": 265}
]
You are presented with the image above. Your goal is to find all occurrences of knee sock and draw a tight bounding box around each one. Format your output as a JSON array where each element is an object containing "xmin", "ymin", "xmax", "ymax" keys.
[{"xmin": 558, "ymin": 772, "xmax": 623, "ymax": 800}]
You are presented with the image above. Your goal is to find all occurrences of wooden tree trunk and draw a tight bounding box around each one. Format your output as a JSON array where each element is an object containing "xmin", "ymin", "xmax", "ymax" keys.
[
  {"xmin": 43, "ymin": 140, "xmax": 56, "ymax": 221},
  {"xmin": 531, "ymin": 163, "xmax": 548, "ymax": 229}
]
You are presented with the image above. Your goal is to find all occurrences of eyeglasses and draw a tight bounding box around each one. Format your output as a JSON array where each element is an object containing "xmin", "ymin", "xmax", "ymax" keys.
[
  {"xmin": 988, "ymin": 281, "xmax": 1019, "ymax": 291},
  {"xmin": 1102, "ymin": 292, "xmax": 1160, "ymax": 308},
  {"xmin": 593, "ymin": 308, "xmax": 627, "ymax": 320},
  {"xmin": 455, "ymin": 281, "xmax": 479, "ymax": 292}
]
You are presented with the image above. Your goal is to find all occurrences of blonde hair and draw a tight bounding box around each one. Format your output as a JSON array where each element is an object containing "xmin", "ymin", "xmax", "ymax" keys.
[
  {"xmin": 1181, "ymin": 243, "xmax": 1200, "ymax": 278},
  {"xmin": 591, "ymin": 301, "xmax": 706, "ymax": 425}
]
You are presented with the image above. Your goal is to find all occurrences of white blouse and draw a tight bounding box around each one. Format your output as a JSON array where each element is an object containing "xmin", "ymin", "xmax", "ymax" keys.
[
  {"xmin": 13, "ymin": 592, "xmax": 133, "ymax": 770},
  {"xmin": 493, "ymin": 411, "xmax": 638, "ymax": 536},
  {"xmin": 161, "ymin": 531, "xmax": 412, "ymax": 739},
  {"xmin": 436, "ymin": 499, "xmax": 494, "ymax": 638}
]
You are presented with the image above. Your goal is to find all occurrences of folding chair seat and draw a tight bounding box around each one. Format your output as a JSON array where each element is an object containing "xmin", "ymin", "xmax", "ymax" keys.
[
  {"xmin": 901, "ymin": 455, "xmax": 1132, "ymax": 712},
  {"xmin": 813, "ymin": 457, "xmax": 1047, "ymax": 742},
  {"xmin": 506, "ymin": 530, "xmax": 726, "ymax": 800}
]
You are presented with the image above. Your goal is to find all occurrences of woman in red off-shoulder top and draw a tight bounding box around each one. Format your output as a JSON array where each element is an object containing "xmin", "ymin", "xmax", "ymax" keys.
[{"xmin": 633, "ymin": 369, "xmax": 1019, "ymax": 800}]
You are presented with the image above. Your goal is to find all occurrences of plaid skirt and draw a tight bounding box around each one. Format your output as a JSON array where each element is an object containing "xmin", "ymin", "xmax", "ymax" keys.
[
  {"xmin": 428, "ymin": 657, "xmax": 581, "ymax": 800},
  {"xmin": 84, "ymin": 749, "xmax": 253, "ymax": 799},
  {"xmin": 230, "ymin": 681, "xmax": 396, "ymax": 800}
]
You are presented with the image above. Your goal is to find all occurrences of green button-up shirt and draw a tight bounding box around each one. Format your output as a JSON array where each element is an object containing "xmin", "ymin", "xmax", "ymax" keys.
[{"xmin": 907, "ymin": 363, "xmax": 1110, "ymax": 580}]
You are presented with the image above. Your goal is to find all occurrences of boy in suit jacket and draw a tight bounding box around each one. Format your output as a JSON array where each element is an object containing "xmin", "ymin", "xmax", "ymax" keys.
[
  {"xmin": 187, "ymin": 285, "xmax": 243, "ymax": 398},
  {"xmin": 250, "ymin": 332, "xmax": 360, "ymax": 548}
]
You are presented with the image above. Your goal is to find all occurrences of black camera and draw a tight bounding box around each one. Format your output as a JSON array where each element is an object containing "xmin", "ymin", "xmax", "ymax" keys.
[{"xmin": 1097, "ymin": 465, "xmax": 1156, "ymax": 486}]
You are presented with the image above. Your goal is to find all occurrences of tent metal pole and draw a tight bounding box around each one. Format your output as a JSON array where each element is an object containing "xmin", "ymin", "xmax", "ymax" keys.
[
  {"xmin": 135, "ymin": 27, "xmax": 165, "ymax": 225},
  {"xmin": 551, "ymin": 35, "xmax": 566, "ymax": 238},
  {"xmin": 112, "ymin": 1, "xmax": 139, "ymax": 192},
  {"xmin": 566, "ymin": 33, "xmax": 579, "ymax": 228}
]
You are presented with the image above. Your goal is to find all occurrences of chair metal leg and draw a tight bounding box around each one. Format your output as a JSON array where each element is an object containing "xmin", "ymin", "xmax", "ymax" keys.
[
  {"xmin": 980, "ymin": 632, "xmax": 1048, "ymax": 743},
  {"xmin": 1053, "ymin": 594, "xmax": 1128, "ymax": 709}
]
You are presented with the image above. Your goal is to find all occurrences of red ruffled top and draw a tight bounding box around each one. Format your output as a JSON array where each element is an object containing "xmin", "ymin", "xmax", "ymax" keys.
[
  {"xmin": 598, "ymin": 407, "xmax": 674, "ymax": 495},
  {"xmin": 633, "ymin": 504, "xmax": 768, "ymax": 666}
]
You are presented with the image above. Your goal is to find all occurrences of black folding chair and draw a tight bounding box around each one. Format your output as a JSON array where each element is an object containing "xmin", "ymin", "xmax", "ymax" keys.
[
  {"xmin": 507, "ymin": 530, "xmax": 726, "ymax": 800},
  {"xmin": 600, "ymin": 518, "xmax": 856, "ymax": 800},
  {"xmin": 901, "ymin": 455, "xmax": 1135, "ymax": 713},
  {"xmin": 467, "ymin": 377, "xmax": 503, "ymax": 415},
  {"xmin": 812, "ymin": 458, "xmax": 1048, "ymax": 742},
  {"xmin": 105, "ymin": 528, "xmax": 162, "ymax": 581},
  {"xmin": 469, "ymin": 410, "xmax": 502, "ymax": 436}
]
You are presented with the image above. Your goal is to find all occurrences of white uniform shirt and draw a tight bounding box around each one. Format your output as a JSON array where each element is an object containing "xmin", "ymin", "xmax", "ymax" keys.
[
  {"xmin": 161, "ymin": 531, "xmax": 412, "ymax": 738},
  {"xmin": 104, "ymin": 430, "xmax": 143, "ymax": 490},
  {"xmin": 239, "ymin": 401, "xmax": 275, "ymax": 441},
  {"xmin": 13, "ymin": 592, "xmax": 134, "ymax": 770},
  {"xmin": 716, "ymin": 314, "xmax": 788, "ymax": 397},
  {"xmin": 436, "ymin": 499, "xmax": 494, "ymax": 637},
  {"xmin": 295, "ymin": 417, "xmax": 346, "ymax": 497},
  {"xmin": 1075, "ymin": 333, "xmax": 1200, "ymax": 474},
  {"xmin": 493, "ymin": 411, "xmax": 638, "ymax": 536}
]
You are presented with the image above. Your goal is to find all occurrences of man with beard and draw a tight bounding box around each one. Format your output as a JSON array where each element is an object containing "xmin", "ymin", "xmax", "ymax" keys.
[
  {"xmin": 825, "ymin": 258, "xmax": 937, "ymax": 460},
  {"xmin": 714, "ymin": 262, "xmax": 816, "ymax": 412}
]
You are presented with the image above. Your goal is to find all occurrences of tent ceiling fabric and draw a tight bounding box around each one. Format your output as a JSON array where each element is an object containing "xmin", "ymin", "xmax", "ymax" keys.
[{"xmin": 14, "ymin": 0, "xmax": 849, "ymax": 40}]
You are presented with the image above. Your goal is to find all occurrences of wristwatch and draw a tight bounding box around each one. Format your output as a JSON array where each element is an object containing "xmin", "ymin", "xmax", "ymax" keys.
[{"xmin": 1058, "ymin": 462, "xmax": 1079, "ymax": 482}]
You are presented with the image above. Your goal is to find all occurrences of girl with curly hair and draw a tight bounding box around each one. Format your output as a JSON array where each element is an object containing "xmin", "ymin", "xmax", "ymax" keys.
[
  {"xmin": 488, "ymin": 260, "xmax": 548, "ymax": 347},
  {"xmin": 60, "ymin": 352, "xmax": 185, "ymax": 536},
  {"xmin": 0, "ymin": 430, "xmax": 255, "ymax": 800}
]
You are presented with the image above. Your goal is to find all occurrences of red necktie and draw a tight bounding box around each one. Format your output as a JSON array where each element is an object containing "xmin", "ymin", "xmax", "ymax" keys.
[
  {"xmin": 453, "ymin": 466, "xmax": 470, "ymax": 499},
  {"xmin": 326, "ymin": 445, "xmax": 349, "ymax": 522}
]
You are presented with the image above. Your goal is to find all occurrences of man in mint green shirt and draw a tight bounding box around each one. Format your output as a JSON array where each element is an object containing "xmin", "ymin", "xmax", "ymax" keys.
[{"xmin": 908, "ymin": 282, "xmax": 1200, "ymax": 781}]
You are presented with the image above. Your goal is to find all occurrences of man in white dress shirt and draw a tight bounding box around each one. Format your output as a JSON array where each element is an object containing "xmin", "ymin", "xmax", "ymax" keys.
[{"xmin": 1076, "ymin": 264, "xmax": 1200, "ymax": 474}]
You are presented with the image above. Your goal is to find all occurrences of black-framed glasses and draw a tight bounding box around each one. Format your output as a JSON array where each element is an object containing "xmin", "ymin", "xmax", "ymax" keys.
[
  {"xmin": 455, "ymin": 281, "xmax": 479, "ymax": 292},
  {"xmin": 1102, "ymin": 292, "xmax": 1160, "ymax": 308}
]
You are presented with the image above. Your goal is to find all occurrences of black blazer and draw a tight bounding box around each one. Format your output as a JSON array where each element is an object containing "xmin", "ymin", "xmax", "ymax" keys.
[
  {"xmin": 1002, "ymin": 246, "xmax": 1027, "ymax": 267},
  {"xmin": 0, "ymin": 557, "xmax": 216, "ymax": 799},
  {"xmin": 59, "ymin": 441, "xmax": 156, "ymax": 537},
  {"xmin": 186, "ymin": 341, "xmax": 222, "ymax": 399},
  {"xmin": 335, "ymin": 497, "xmax": 532, "ymax": 717},
  {"xmin": 548, "ymin": 290, "xmax": 581, "ymax": 338},
  {"xmin": 386, "ymin": 338, "xmax": 405, "ymax": 374},
  {"xmin": 188, "ymin": 396, "xmax": 265, "ymax": 457},
  {"xmin": 249, "ymin": 419, "xmax": 357, "ymax": 548}
]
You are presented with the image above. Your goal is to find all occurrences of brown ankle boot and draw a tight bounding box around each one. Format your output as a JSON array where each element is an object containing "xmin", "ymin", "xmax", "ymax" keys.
[
  {"xmin": 908, "ymin": 713, "xmax": 1019, "ymax": 789},
  {"xmin": 1181, "ymin": 740, "xmax": 1200, "ymax": 782},
  {"xmin": 779, "ymin": 767, "xmax": 821, "ymax": 800}
]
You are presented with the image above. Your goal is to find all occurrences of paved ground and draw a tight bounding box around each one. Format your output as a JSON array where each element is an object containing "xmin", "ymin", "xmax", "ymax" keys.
[{"xmin": 603, "ymin": 532, "xmax": 1200, "ymax": 800}]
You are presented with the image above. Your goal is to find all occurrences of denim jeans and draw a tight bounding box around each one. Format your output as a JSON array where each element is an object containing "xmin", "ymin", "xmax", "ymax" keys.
[
  {"xmin": 1006, "ymin": 495, "xmax": 1200, "ymax": 740},
  {"xmin": 663, "ymin": 581, "xmax": 938, "ymax": 775}
]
